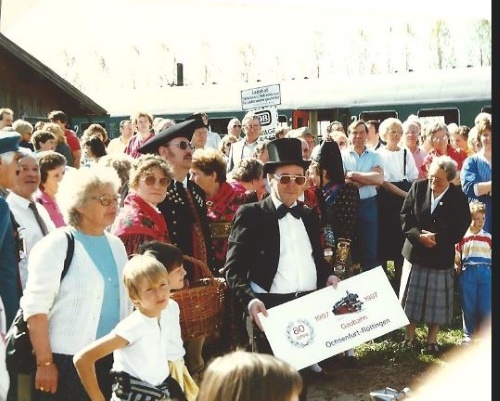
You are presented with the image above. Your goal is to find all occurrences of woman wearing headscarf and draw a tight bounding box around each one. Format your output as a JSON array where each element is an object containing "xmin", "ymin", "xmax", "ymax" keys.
[{"xmin": 111, "ymin": 154, "xmax": 173, "ymax": 256}]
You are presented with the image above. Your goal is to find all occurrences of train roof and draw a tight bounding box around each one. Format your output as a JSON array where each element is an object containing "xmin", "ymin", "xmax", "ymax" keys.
[{"xmin": 106, "ymin": 66, "xmax": 491, "ymax": 117}]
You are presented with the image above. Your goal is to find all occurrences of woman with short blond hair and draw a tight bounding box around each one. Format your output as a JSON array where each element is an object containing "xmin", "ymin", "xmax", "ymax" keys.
[{"xmin": 21, "ymin": 166, "xmax": 131, "ymax": 400}]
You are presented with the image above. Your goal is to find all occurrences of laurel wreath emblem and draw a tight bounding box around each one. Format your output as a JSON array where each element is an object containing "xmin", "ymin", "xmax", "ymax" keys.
[{"xmin": 286, "ymin": 319, "xmax": 315, "ymax": 348}]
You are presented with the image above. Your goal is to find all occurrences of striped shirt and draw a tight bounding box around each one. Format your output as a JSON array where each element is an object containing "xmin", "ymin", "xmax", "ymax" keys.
[{"xmin": 455, "ymin": 228, "xmax": 492, "ymax": 267}]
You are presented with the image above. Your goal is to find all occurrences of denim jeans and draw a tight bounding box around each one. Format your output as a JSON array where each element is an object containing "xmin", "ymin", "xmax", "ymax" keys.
[
  {"xmin": 353, "ymin": 196, "xmax": 379, "ymax": 271},
  {"xmin": 459, "ymin": 264, "xmax": 491, "ymax": 338}
]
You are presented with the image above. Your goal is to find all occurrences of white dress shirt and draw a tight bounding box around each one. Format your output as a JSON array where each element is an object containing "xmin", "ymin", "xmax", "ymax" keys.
[
  {"xmin": 205, "ymin": 130, "xmax": 222, "ymax": 150},
  {"xmin": 6, "ymin": 192, "xmax": 56, "ymax": 289},
  {"xmin": 251, "ymin": 193, "xmax": 317, "ymax": 294}
]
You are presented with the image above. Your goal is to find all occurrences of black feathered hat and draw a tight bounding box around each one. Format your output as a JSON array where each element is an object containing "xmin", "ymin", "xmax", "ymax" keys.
[{"xmin": 310, "ymin": 140, "xmax": 345, "ymax": 185}]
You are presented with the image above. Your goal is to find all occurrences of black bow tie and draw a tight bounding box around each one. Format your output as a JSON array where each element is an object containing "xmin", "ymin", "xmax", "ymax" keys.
[{"xmin": 276, "ymin": 203, "xmax": 302, "ymax": 219}]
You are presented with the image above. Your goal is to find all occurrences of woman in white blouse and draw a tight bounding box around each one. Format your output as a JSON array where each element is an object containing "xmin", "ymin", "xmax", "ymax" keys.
[
  {"xmin": 21, "ymin": 167, "xmax": 132, "ymax": 400},
  {"xmin": 376, "ymin": 117, "xmax": 419, "ymax": 292}
]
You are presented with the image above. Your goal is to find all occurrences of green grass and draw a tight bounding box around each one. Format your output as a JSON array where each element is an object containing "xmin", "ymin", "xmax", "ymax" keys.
[{"xmin": 355, "ymin": 260, "xmax": 463, "ymax": 368}]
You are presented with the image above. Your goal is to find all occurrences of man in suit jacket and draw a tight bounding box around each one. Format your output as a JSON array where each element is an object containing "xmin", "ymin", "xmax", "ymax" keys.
[
  {"xmin": 225, "ymin": 138, "xmax": 341, "ymax": 401},
  {"xmin": 226, "ymin": 111, "xmax": 262, "ymax": 173}
]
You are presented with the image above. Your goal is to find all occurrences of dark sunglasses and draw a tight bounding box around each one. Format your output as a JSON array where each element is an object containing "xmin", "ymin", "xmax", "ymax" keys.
[
  {"xmin": 91, "ymin": 194, "xmax": 120, "ymax": 206},
  {"xmin": 168, "ymin": 141, "xmax": 194, "ymax": 150},
  {"xmin": 141, "ymin": 175, "xmax": 169, "ymax": 187},
  {"xmin": 273, "ymin": 174, "xmax": 307, "ymax": 185},
  {"xmin": 233, "ymin": 124, "xmax": 242, "ymax": 128}
]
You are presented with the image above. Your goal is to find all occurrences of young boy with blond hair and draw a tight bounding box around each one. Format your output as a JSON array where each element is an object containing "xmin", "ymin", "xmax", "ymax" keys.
[
  {"xmin": 455, "ymin": 201, "xmax": 492, "ymax": 345},
  {"xmin": 73, "ymin": 254, "xmax": 187, "ymax": 401}
]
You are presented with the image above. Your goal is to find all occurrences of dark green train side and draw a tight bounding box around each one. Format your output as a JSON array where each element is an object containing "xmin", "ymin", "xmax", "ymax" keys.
[{"xmin": 69, "ymin": 66, "xmax": 491, "ymax": 140}]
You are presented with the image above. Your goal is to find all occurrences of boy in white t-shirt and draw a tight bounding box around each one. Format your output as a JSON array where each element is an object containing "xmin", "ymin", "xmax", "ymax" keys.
[
  {"xmin": 73, "ymin": 254, "xmax": 187, "ymax": 401},
  {"xmin": 139, "ymin": 241, "xmax": 199, "ymax": 401}
]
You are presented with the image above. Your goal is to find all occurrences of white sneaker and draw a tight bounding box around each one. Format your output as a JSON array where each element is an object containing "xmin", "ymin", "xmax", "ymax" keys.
[{"xmin": 461, "ymin": 336, "xmax": 472, "ymax": 346}]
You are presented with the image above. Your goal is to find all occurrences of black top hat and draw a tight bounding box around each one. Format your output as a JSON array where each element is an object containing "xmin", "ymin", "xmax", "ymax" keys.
[
  {"xmin": 263, "ymin": 138, "xmax": 310, "ymax": 175},
  {"xmin": 310, "ymin": 140, "xmax": 345, "ymax": 185},
  {"xmin": 139, "ymin": 119, "xmax": 205, "ymax": 155}
]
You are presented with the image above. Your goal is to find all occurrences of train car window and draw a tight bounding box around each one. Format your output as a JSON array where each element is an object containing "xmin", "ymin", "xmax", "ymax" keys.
[
  {"xmin": 417, "ymin": 108, "xmax": 459, "ymax": 125},
  {"xmin": 359, "ymin": 110, "xmax": 397, "ymax": 122},
  {"xmin": 278, "ymin": 115, "xmax": 288, "ymax": 123},
  {"xmin": 481, "ymin": 106, "xmax": 492, "ymax": 114}
]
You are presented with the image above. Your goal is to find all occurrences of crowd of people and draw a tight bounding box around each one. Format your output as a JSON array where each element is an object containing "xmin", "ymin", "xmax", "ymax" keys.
[{"xmin": 0, "ymin": 105, "xmax": 492, "ymax": 401}]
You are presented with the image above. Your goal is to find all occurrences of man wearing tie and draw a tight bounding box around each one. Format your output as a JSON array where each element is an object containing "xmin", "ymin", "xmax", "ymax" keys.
[
  {"xmin": 138, "ymin": 119, "xmax": 214, "ymax": 380},
  {"xmin": 224, "ymin": 138, "xmax": 341, "ymax": 401},
  {"xmin": 6, "ymin": 152, "xmax": 55, "ymax": 290}
]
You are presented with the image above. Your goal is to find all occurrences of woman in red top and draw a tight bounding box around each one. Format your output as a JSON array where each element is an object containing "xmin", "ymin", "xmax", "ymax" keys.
[
  {"xmin": 189, "ymin": 148, "xmax": 250, "ymax": 273},
  {"xmin": 111, "ymin": 155, "xmax": 172, "ymax": 256},
  {"xmin": 421, "ymin": 122, "xmax": 467, "ymax": 185},
  {"xmin": 190, "ymin": 148, "xmax": 252, "ymax": 352}
]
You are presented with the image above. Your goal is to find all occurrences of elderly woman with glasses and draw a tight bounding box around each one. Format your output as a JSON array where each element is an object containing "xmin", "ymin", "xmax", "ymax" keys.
[
  {"xmin": 20, "ymin": 166, "xmax": 132, "ymax": 400},
  {"xmin": 111, "ymin": 154, "xmax": 173, "ymax": 256},
  {"xmin": 400, "ymin": 155, "xmax": 470, "ymax": 355}
]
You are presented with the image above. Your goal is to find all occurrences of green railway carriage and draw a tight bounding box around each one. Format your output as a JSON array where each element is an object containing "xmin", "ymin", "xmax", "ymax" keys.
[{"xmin": 70, "ymin": 66, "xmax": 491, "ymax": 141}]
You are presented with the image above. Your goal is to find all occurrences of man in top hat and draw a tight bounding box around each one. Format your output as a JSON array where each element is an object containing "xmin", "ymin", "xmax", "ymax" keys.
[
  {"xmin": 224, "ymin": 138, "xmax": 341, "ymax": 401},
  {"xmin": 138, "ymin": 119, "xmax": 215, "ymax": 378},
  {"xmin": 0, "ymin": 132, "xmax": 24, "ymax": 328}
]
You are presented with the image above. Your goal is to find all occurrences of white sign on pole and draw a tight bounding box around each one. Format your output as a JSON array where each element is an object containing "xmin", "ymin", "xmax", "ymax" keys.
[
  {"xmin": 241, "ymin": 84, "xmax": 281, "ymax": 110},
  {"xmin": 252, "ymin": 107, "xmax": 279, "ymax": 139}
]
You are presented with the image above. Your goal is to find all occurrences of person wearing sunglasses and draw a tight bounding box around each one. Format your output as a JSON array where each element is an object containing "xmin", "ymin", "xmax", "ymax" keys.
[
  {"xmin": 226, "ymin": 118, "xmax": 243, "ymax": 140},
  {"xmin": 226, "ymin": 112, "xmax": 262, "ymax": 174},
  {"xmin": 224, "ymin": 138, "xmax": 342, "ymax": 401},
  {"xmin": 111, "ymin": 155, "xmax": 173, "ymax": 256},
  {"xmin": 20, "ymin": 166, "xmax": 133, "ymax": 400},
  {"xmin": 139, "ymin": 119, "xmax": 215, "ymax": 382},
  {"xmin": 218, "ymin": 134, "xmax": 238, "ymax": 164}
]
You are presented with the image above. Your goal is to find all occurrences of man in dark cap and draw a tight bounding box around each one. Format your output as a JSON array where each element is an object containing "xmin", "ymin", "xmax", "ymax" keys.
[
  {"xmin": 0, "ymin": 132, "xmax": 24, "ymax": 327},
  {"xmin": 138, "ymin": 119, "xmax": 215, "ymax": 379},
  {"xmin": 224, "ymin": 138, "xmax": 341, "ymax": 401}
]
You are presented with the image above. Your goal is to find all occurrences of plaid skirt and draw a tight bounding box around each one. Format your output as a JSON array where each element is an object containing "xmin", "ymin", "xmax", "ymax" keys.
[{"xmin": 399, "ymin": 259, "xmax": 455, "ymax": 326}]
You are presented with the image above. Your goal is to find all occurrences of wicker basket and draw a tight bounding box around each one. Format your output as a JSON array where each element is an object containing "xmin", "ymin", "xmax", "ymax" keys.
[{"xmin": 171, "ymin": 255, "xmax": 227, "ymax": 341}]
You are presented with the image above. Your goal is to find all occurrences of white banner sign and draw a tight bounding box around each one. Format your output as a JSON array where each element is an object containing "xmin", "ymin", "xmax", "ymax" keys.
[
  {"xmin": 241, "ymin": 84, "xmax": 281, "ymax": 110},
  {"xmin": 258, "ymin": 267, "xmax": 409, "ymax": 370}
]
